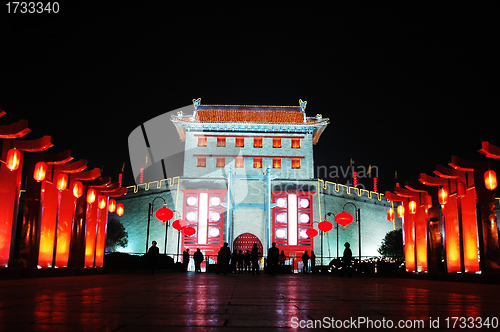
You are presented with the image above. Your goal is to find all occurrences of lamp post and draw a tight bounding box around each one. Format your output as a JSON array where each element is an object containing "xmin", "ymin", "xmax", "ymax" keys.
[
  {"xmin": 146, "ymin": 197, "xmax": 169, "ymax": 254},
  {"xmin": 320, "ymin": 213, "xmax": 335, "ymax": 266},
  {"xmin": 342, "ymin": 202, "xmax": 361, "ymax": 262}
]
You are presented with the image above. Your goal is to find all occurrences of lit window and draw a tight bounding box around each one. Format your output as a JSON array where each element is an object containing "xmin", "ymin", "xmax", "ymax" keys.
[
  {"xmin": 273, "ymin": 158, "xmax": 282, "ymax": 169},
  {"xmin": 216, "ymin": 157, "xmax": 225, "ymax": 168},
  {"xmin": 276, "ymin": 197, "xmax": 286, "ymax": 208},
  {"xmin": 291, "ymin": 138, "xmax": 301, "ymax": 149},
  {"xmin": 276, "ymin": 213, "xmax": 287, "ymax": 223},
  {"xmin": 254, "ymin": 137, "xmax": 263, "ymax": 148},
  {"xmin": 198, "ymin": 136, "xmax": 207, "ymax": 147},
  {"xmin": 299, "ymin": 213, "xmax": 310, "ymax": 224},
  {"xmin": 273, "ymin": 138, "xmax": 282, "ymax": 148},
  {"xmin": 186, "ymin": 196, "xmax": 197, "ymax": 206},
  {"xmin": 253, "ymin": 157, "xmax": 262, "ymax": 168},
  {"xmin": 186, "ymin": 211, "xmax": 197, "ymax": 222},
  {"xmin": 210, "ymin": 196, "xmax": 221, "ymax": 207},
  {"xmin": 235, "ymin": 137, "xmax": 245, "ymax": 147},
  {"xmin": 217, "ymin": 137, "xmax": 226, "ymax": 147},
  {"xmin": 235, "ymin": 156, "xmax": 244, "ymax": 168},
  {"xmin": 299, "ymin": 228, "xmax": 309, "ymax": 239},
  {"xmin": 291, "ymin": 158, "xmax": 301, "ymax": 169},
  {"xmin": 276, "ymin": 228, "xmax": 287, "ymax": 239},
  {"xmin": 299, "ymin": 198, "xmax": 310, "ymax": 208},
  {"xmin": 197, "ymin": 157, "xmax": 206, "ymax": 167},
  {"xmin": 210, "ymin": 212, "xmax": 221, "ymax": 222},
  {"xmin": 208, "ymin": 227, "xmax": 220, "ymax": 238}
]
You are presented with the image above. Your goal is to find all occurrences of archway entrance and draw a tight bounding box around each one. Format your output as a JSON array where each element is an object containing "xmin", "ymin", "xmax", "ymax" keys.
[{"xmin": 233, "ymin": 233, "xmax": 263, "ymax": 256}]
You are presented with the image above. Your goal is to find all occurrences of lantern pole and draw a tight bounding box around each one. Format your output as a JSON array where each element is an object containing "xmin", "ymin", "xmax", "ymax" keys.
[
  {"xmin": 146, "ymin": 197, "xmax": 167, "ymax": 254},
  {"xmin": 324, "ymin": 212, "xmax": 335, "ymax": 266},
  {"xmin": 342, "ymin": 202, "xmax": 361, "ymax": 263}
]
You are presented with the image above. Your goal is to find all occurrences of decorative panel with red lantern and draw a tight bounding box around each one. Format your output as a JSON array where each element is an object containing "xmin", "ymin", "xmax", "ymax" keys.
[
  {"xmin": 271, "ymin": 191, "xmax": 315, "ymax": 257},
  {"xmin": 181, "ymin": 189, "xmax": 226, "ymax": 257}
]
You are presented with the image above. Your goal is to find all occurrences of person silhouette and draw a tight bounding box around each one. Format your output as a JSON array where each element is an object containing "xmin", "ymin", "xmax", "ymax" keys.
[
  {"xmin": 244, "ymin": 250, "xmax": 251, "ymax": 273},
  {"xmin": 251, "ymin": 243, "xmax": 260, "ymax": 275},
  {"xmin": 237, "ymin": 250, "xmax": 244, "ymax": 274},
  {"xmin": 193, "ymin": 248, "xmax": 204, "ymax": 273},
  {"xmin": 310, "ymin": 251, "xmax": 316, "ymax": 274},
  {"xmin": 340, "ymin": 242, "xmax": 353, "ymax": 277},
  {"xmin": 147, "ymin": 241, "xmax": 159, "ymax": 275},
  {"xmin": 301, "ymin": 251, "xmax": 310, "ymax": 274},
  {"xmin": 267, "ymin": 242, "xmax": 279, "ymax": 276},
  {"xmin": 279, "ymin": 250, "xmax": 286, "ymax": 273},
  {"xmin": 182, "ymin": 248, "xmax": 190, "ymax": 272},
  {"xmin": 219, "ymin": 242, "xmax": 231, "ymax": 275}
]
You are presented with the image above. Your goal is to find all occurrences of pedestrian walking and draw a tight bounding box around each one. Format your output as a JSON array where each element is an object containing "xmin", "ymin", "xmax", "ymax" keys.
[
  {"xmin": 193, "ymin": 248, "xmax": 204, "ymax": 273},
  {"xmin": 147, "ymin": 241, "xmax": 159, "ymax": 275},
  {"xmin": 301, "ymin": 251, "xmax": 310, "ymax": 274},
  {"xmin": 267, "ymin": 242, "xmax": 279, "ymax": 276}
]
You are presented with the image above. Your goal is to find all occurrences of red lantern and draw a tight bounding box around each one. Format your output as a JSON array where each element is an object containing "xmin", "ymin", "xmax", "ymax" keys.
[
  {"xmin": 438, "ymin": 187, "xmax": 448, "ymax": 206},
  {"xmin": 98, "ymin": 196, "xmax": 107, "ymax": 210},
  {"xmin": 87, "ymin": 188, "xmax": 97, "ymax": 203},
  {"xmin": 397, "ymin": 205, "xmax": 405, "ymax": 219},
  {"xmin": 155, "ymin": 207, "xmax": 173, "ymax": 222},
  {"xmin": 116, "ymin": 203, "xmax": 124, "ymax": 216},
  {"xmin": 318, "ymin": 220, "xmax": 333, "ymax": 232},
  {"xmin": 172, "ymin": 219, "xmax": 187, "ymax": 230},
  {"xmin": 484, "ymin": 170, "xmax": 497, "ymax": 191},
  {"xmin": 387, "ymin": 208, "xmax": 395, "ymax": 222},
  {"xmin": 108, "ymin": 199, "xmax": 116, "ymax": 213},
  {"xmin": 6, "ymin": 148, "xmax": 21, "ymax": 171},
  {"xmin": 409, "ymin": 200, "xmax": 417, "ymax": 215},
  {"xmin": 33, "ymin": 161, "xmax": 47, "ymax": 182},
  {"xmin": 335, "ymin": 211, "xmax": 353, "ymax": 227},
  {"xmin": 56, "ymin": 173, "xmax": 68, "ymax": 191},
  {"xmin": 73, "ymin": 181, "xmax": 83, "ymax": 198},
  {"xmin": 306, "ymin": 228, "xmax": 318, "ymax": 238},
  {"xmin": 184, "ymin": 226, "xmax": 196, "ymax": 236}
]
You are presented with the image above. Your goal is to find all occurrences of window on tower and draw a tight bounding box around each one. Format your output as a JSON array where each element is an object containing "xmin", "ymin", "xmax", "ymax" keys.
[
  {"xmin": 197, "ymin": 157, "xmax": 207, "ymax": 167},
  {"xmin": 291, "ymin": 158, "xmax": 301, "ymax": 169},
  {"xmin": 235, "ymin": 137, "xmax": 245, "ymax": 147},
  {"xmin": 253, "ymin": 157, "xmax": 262, "ymax": 168},
  {"xmin": 198, "ymin": 136, "xmax": 207, "ymax": 147},
  {"xmin": 217, "ymin": 137, "xmax": 226, "ymax": 147},
  {"xmin": 216, "ymin": 157, "xmax": 225, "ymax": 168},
  {"xmin": 273, "ymin": 158, "xmax": 282, "ymax": 169},
  {"xmin": 273, "ymin": 138, "xmax": 282, "ymax": 148},
  {"xmin": 254, "ymin": 137, "xmax": 263, "ymax": 148},
  {"xmin": 235, "ymin": 156, "xmax": 244, "ymax": 168},
  {"xmin": 291, "ymin": 138, "xmax": 301, "ymax": 149}
]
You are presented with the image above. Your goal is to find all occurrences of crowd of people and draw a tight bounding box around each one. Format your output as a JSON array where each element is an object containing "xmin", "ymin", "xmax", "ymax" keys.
[{"xmin": 147, "ymin": 241, "xmax": 353, "ymax": 276}]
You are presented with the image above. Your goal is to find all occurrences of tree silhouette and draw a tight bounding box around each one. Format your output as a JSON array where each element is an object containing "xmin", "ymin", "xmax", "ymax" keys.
[
  {"xmin": 377, "ymin": 229, "xmax": 403, "ymax": 260},
  {"xmin": 106, "ymin": 218, "xmax": 128, "ymax": 252}
]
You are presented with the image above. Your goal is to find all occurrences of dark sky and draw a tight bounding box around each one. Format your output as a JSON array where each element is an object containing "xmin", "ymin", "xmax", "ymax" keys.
[{"xmin": 1, "ymin": 3, "xmax": 499, "ymax": 193}]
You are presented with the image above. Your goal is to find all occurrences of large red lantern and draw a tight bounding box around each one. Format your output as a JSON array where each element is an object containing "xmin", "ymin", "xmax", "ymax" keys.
[
  {"xmin": 484, "ymin": 170, "xmax": 497, "ymax": 191},
  {"xmin": 108, "ymin": 199, "xmax": 116, "ymax": 213},
  {"xmin": 6, "ymin": 148, "xmax": 21, "ymax": 171},
  {"xmin": 438, "ymin": 187, "xmax": 448, "ymax": 206},
  {"xmin": 387, "ymin": 208, "xmax": 395, "ymax": 222},
  {"xmin": 33, "ymin": 161, "xmax": 47, "ymax": 182},
  {"xmin": 87, "ymin": 188, "xmax": 97, "ymax": 203},
  {"xmin": 155, "ymin": 207, "xmax": 173, "ymax": 222},
  {"xmin": 409, "ymin": 200, "xmax": 417, "ymax": 215},
  {"xmin": 397, "ymin": 205, "xmax": 405, "ymax": 219},
  {"xmin": 116, "ymin": 203, "xmax": 124, "ymax": 216},
  {"xmin": 172, "ymin": 219, "xmax": 187, "ymax": 230},
  {"xmin": 306, "ymin": 228, "xmax": 318, "ymax": 238},
  {"xmin": 56, "ymin": 173, "xmax": 68, "ymax": 191},
  {"xmin": 318, "ymin": 220, "xmax": 333, "ymax": 232},
  {"xmin": 184, "ymin": 226, "xmax": 196, "ymax": 236},
  {"xmin": 73, "ymin": 181, "xmax": 83, "ymax": 198},
  {"xmin": 335, "ymin": 211, "xmax": 353, "ymax": 229}
]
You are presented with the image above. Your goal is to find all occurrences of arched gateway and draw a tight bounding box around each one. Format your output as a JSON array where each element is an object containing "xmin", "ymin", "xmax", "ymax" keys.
[{"xmin": 233, "ymin": 233, "xmax": 263, "ymax": 256}]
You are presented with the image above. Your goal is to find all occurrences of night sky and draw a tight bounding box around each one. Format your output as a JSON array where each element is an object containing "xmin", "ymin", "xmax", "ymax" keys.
[{"xmin": 1, "ymin": 3, "xmax": 499, "ymax": 193}]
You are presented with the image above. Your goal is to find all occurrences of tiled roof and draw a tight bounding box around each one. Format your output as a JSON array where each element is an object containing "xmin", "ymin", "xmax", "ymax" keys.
[{"xmin": 195, "ymin": 105, "xmax": 304, "ymax": 124}]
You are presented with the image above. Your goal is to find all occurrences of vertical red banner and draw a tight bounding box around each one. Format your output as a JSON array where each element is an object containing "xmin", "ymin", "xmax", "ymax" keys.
[
  {"xmin": 94, "ymin": 197, "xmax": 108, "ymax": 268},
  {"xmin": 38, "ymin": 180, "xmax": 59, "ymax": 268},
  {"xmin": 402, "ymin": 199, "xmax": 415, "ymax": 272},
  {"xmin": 84, "ymin": 201, "xmax": 99, "ymax": 268},
  {"xmin": 461, "ymin": 187, "xmax": 479, "ymax": 273},
  {"xmin": 54, "ymin": 189, "xmax": 77, "ymax": 268},
  {"xmin": 0, "ymin": 144, "xmax": 23, "ymax": 267}
]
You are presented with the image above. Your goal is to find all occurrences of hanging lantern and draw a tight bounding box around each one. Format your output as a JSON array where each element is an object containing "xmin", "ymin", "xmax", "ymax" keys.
[
  {"xmin": 457, "ymin": 181, "xmax": 466, "ymax": 198},
  {"xmin": 98, "ymin": 196, "xmax": 107, "ymax": 210},
  {"xmin": 116, "ymin": 203, "xmax": 124, "ymax": 216},
  {"xmin": 33, "ymin": 161, "xmax": 47, "ymax": 182},
  {"xmin": 306, "ymin": 228, "xmax": 318, "ymax": 238},
  {"xmin": 335, "ymin": 211, "xmax": 354, "ymax": 230},
  {"xmin": 318, "ymin": 220, "xmax": 333, "ymax": 232},
  {"xmin": 56, "ymin": 173, "xmax": 68, "ymax": 191},
  {"xmin": 409, "ymin": 200, "xmax": 417, "ymax": 215},
  {"xmin": 387, "ymin": 208, "xmax": 395, "ymax": 222},
  {"xmin": 184, "ymin": 226, "xmax": 196, "ymax": 236},
  {"xmin": 397, "ymin": 204, "xmax": 405, "ymax": 218},
  {"xmin": 108, "ymin": 199, "xmax": 116, "ymax": 213},
  {"xmin": 6, "ymin": 148, "xmax": 21, "ymax": 171},
  {"xmin": 72, "ymin": 181, "xmax": 83, "ymax": 198},
  {"xmin": 438, "ymin": 187, "xmax": 448, "ymax": 206},
  {"xmin": 87, "ymin": 188, "xmax": 97, "ymax": 203},
  {"xmin": 172, "ymin": 219, "xmax": 187, "ymax": 230},
  {"xmin": 484, "ymin": 170, "xmax": 497, "ymax": 191},
  {"xmin": 155, "ymin": 207, "xmax": 173, "ymax": 222}
]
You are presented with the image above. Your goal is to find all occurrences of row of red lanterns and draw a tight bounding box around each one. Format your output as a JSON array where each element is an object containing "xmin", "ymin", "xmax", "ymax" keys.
[
  {"xmin": 154, "ymin": 207, "xmax": 195, "ymax": 235},
  {"xmin": 306, "ymin": 211, "xmax": 354, "ymax": 238},
  {"xmin": 386, "ymin": 170, "xmax": 498, "ymax": 222}
]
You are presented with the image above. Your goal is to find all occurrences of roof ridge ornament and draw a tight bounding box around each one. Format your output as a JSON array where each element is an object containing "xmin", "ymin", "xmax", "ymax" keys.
[{"xmin": 193, "ymin": 98, "xmax": 201, "ymax": 111}]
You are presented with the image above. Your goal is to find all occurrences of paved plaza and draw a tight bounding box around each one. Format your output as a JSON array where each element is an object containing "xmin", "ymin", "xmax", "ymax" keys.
[{"xmin": 1, "ymin": 271, "xmax": 500, "ymax": 331}]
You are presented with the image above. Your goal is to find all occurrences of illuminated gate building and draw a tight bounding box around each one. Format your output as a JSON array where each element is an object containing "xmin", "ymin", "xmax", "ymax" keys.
[{"xmin": 118, "ymin": 99, "xmax": 398, "ymax": 267}]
